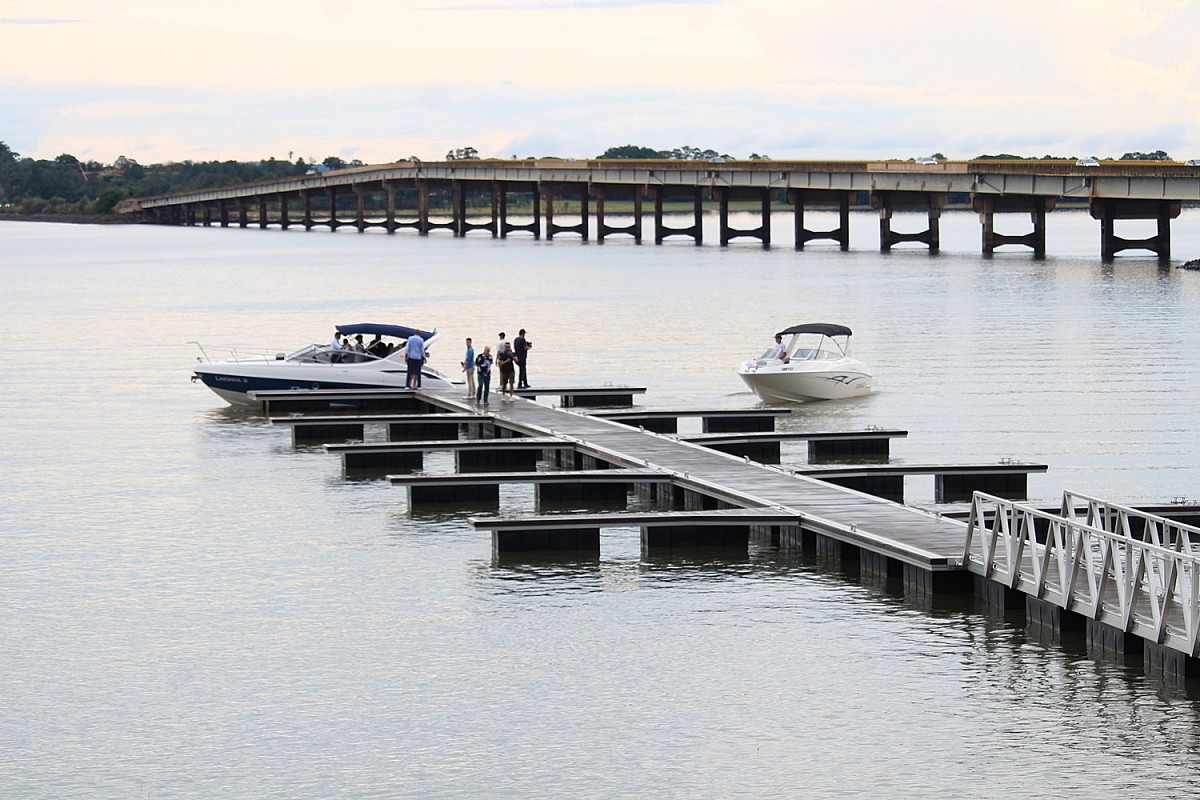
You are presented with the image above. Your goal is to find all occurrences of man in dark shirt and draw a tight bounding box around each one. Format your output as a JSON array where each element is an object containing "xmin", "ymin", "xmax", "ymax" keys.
[{"xmin": 514, "ymin": 328, "xmax": 532, "ymax": 389}]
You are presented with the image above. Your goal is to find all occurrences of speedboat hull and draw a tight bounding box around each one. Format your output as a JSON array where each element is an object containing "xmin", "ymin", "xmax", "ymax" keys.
[
  {"xmin": 192, "ymin": 323, "xmax": 461, "ymax": 406},
  {"xmin": 194, "ymin": 362, "xmax": 449, "ymax": 406},
  {"xmin": 738, "ymin": 360, "xmax": 873, "ymax": 403}
]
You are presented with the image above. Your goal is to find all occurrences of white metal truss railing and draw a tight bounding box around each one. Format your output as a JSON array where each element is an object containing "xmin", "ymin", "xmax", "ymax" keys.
[{"xmin": 963, "ymin": 492, "xmax": 1200, "ymax": 658}]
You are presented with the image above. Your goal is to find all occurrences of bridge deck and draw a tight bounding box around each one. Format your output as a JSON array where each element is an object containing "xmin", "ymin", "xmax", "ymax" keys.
[{"xmin": 419, "ymin": 389, "xmax": 968, "ymax": 569}]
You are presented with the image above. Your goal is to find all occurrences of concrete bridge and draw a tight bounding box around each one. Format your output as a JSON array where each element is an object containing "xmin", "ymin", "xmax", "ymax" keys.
[{"xmin": 134, "ymin": 158, "xmax": 1200, "ymax": 260}]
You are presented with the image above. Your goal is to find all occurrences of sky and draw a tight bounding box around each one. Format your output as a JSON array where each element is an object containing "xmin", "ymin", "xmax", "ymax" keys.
[{"xmin": 1, "ymin": 0, "xmax": 1198, "ymax": 165}]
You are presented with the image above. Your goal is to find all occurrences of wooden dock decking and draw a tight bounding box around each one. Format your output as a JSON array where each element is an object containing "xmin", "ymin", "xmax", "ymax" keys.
[{"xmin": 409, "ymin": 388, "xmax": 970, "ymax": 573}]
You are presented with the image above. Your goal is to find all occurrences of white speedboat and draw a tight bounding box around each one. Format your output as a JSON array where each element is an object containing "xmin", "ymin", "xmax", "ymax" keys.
[
  {"xmin": 737, "ymin": 323, "xmax": 873, "ymax": 403},
  {"xmin": 192, "ymin": 322, "xmax": 462, "ymax": 406}
]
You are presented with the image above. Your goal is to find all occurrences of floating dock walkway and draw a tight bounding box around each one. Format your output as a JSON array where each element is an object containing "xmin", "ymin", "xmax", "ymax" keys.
[{"xmin": 250, "ymin": 385, "xmax": 1200, "ymax": 678}]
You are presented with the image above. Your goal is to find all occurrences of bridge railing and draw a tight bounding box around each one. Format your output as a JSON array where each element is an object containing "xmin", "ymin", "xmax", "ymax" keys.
[{"xmin": 964, "ymin": 492, "xmax": 1200, "ymax": 657}]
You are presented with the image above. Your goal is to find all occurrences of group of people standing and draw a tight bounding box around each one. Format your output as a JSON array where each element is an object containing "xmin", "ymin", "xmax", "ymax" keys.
[
  {"xmin": 461, "ymin": 329, "xmax": 532, "ymax": 404},
  {"xmin": 327, "ymin": 330, "xmax": 430, "ymax": 389}
]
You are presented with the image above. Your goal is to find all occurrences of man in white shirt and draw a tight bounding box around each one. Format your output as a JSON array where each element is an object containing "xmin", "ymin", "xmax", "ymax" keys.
[{"xmin": 767, "ymin": 334, "xmax": 788, "ymax": 362}]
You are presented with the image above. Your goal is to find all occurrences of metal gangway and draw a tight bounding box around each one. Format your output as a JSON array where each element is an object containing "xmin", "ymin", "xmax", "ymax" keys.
[{"xmin": 963, "ymin": 490, "xmax": 1200, "ymax": 658}]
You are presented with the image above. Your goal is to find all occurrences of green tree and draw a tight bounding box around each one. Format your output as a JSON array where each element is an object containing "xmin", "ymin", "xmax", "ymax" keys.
[{"xmin": 597, "ymin": 145, "xmax": 664, "ymax": 159}]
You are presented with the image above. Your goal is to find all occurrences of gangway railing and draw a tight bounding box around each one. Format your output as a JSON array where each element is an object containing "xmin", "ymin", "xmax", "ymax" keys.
[
  {"xmin": 1060, "ymin": 490, "xmax": 1200, "ymax": 557},
  {"xmin": 964, "ymin": 492, "xmax": 1200, "ymax": 658}
]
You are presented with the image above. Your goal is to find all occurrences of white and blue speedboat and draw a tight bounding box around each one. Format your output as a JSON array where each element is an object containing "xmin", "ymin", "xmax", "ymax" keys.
[{"xmin": 192, "ymin": 323, "xmax": 461, "ymax": 406}]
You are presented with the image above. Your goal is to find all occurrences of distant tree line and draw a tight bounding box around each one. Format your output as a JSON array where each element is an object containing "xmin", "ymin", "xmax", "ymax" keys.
[
  {"xmin": 975, "ymin": 150, "xmax": 1172, "ymax": 161},
  {"xmin": 0, "ymin": 142, "xmax": 367, "ymax": 217}
]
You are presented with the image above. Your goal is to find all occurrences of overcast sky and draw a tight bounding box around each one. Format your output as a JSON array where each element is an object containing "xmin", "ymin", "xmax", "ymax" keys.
[{"xmin": 2, "ymin": 0, "xmax": 1197, "ymax": 165}]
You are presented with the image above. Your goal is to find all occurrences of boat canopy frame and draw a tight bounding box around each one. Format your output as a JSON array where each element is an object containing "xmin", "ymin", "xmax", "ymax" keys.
[
  {"xmin": 775, "ymin": 323, "xmax": 853, "ymax": 338},
  {"xmin": 336, "ymin": 323, "xmax": 436, "ymax": 341}
]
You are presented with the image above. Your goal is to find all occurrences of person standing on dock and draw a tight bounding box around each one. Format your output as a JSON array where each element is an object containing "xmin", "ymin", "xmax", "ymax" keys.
[
  {"xmin": 497, "ymin": 341, "xmax": 517, "ymax": 400},
  {"xmin": 496, "ymin": 332, "xmax": 506, "ymax": 360},
  {"xmin": 474, "ymin": 346, "xmax": 493, "ymax": 404},
  {"xmin": 462, "ymin": 337, "xmax": 476, "ymax": 400},
  {"xmin": 514, "ymin": 328, "xmax": 532, "ymax": 389},
  {"xmin": 405, "ymin": 331, "xmax": 426, "ymax": 389}
]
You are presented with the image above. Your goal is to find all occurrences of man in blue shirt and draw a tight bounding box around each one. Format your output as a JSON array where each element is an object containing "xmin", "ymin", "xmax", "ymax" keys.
[{"xmin": 405, "ymin": 332, "xmax": 426, "ymax": 389}]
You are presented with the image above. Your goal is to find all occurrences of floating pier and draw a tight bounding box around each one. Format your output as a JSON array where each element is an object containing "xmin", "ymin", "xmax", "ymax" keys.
[{"xmin": 246, "ymin": 384, "xmax": 1200, "ymax": 678}]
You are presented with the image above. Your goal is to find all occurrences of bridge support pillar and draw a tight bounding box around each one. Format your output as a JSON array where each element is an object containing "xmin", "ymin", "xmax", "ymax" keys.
[
  {"xmin": 789, "ymin": 190, "xmax": 850, "ymax": 250},
  {"xmin": 718, "ymin": 187, "xmax": 771, "ymax": 246},
  {"xmin": 1090, "ymin": 199, "xmax": 1180, "ymax": 261},
  {"xmin": 202, "ymin": 205, "xmax": 213, "ymax": 227},
  {"xmin": 545, "ymin": 183, "xmax": 589, "ymax": 240},
  {"xmin": 257, "ymin": 198, "xmax": 268, "ymax": 228},
  {"xmin": 301, "ymin": 190, "xmax": 314, "ymax": 230},
  {"xmin": 278, "ymin": 193, "xmax": 291, "ymax": 230},
  {"xmin": 499, "ymin": 181, "xmax": 540, "ymax": 238},
  {"xmin": 872, "ymin": 191, "xmax": 944, "ymax": 252},
  {"xmin": 355, "ymin": 187, "xmax": 367, "ymax": 232},
  {"xmin": 218, "ymin": 199, "xmax": 229, "ymax": 227},
  {"xmin": 595, "ymin": 187, "xmax": 643, "ymax": 243},
  {"xmin": 653, "ymin": 186, "xmax": 703, "ymax": 244},
  {"xmin": 451, "ymin": 180, "xmax": 499, "ymax": 238},
  {"xmin": 384, "ymin": 181, "xmax": 398, "ymax": 233},
  {"xmin": 327, "ymin": 187, "xmax": 342, "ymax": 230},
  {"xmin": 974, "ymin": 195, "xmax": 1053, "ymax": 255},
  {"xmin": 237, "ymin": 199, "xmax": 248, "ymax": 228}
]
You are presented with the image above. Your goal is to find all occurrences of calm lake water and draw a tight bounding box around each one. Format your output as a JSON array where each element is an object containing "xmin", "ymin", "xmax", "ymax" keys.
[{"xmin": 3, "ymin": 212, "xmax": 1200, "ymax": 798}]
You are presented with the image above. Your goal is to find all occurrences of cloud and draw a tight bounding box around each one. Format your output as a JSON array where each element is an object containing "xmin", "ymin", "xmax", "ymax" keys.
[
  {"xmin": 0, "ymin": 18, "xmax": 80, "ymax": 24},
  {"xmin": 1, "ymin": 0, "xmax": 1197, "ymax": 163}
]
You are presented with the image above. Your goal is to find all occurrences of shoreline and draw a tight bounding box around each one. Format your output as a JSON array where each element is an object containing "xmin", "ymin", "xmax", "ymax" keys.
[{"xmin": 0, "ymin": 212, "xmax": 144, "ymax": 225}]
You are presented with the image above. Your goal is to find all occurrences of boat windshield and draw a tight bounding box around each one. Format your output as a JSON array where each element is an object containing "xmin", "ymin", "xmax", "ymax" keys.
[
  {"xmin": 286, "ymin": 344, "xmax": 400, "ymax": 364},
  {"xmin": 788, "ymin": 333, "xmax": 849, "ymax": 361}
]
